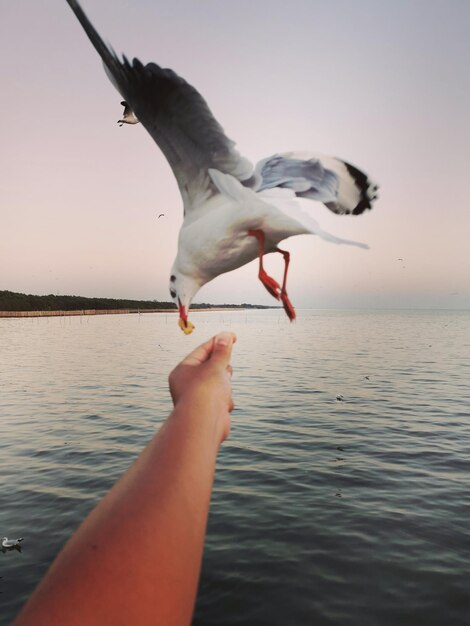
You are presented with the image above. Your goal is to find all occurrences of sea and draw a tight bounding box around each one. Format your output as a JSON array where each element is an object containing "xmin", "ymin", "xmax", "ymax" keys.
[{"xmin": 1, "ymin": 309, "xmax": 469, "ymax": 625}]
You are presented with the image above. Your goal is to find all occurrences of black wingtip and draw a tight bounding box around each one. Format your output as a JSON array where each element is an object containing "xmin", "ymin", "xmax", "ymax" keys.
[
  {"xmin": 65, "ymin": 0, "xmax": 118, "ymax": 74},
  {"xmin": 343, "ymin": 161, "xmax": 377, "ymax": 215}
]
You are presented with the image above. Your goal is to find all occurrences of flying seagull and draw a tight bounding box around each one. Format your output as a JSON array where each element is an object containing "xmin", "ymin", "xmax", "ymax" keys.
[
  {"xmin": 65, "ymin": 0, "xmax": 379, "ymax": 334},
  {"xmin": 117, "ymin": 100, "xmax": 139, "ymax": 127}
]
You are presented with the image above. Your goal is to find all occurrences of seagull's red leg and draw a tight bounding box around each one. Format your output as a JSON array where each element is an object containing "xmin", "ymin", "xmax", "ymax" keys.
[
  {"xmin": 248, "ymin": 229, "xmax": 281, "ymax": 300},
  {"xmin": 276, "ymin": 246, "xmax": 296, "ymax": 321}
]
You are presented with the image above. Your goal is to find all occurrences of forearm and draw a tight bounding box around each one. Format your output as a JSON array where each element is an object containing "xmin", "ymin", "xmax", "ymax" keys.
[{"xmin": 14, "ymin": 403, "xmax": 224, "ymax": 626}]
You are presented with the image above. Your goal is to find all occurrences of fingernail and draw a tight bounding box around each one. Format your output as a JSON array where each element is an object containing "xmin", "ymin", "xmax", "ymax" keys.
[{"xmin": 215, "ymin": 332, "xmax": 232, "ymax": 346}]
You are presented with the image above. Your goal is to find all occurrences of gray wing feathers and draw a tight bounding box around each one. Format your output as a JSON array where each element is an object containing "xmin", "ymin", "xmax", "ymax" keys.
[
  {"xmin": 65, "ymin": 0, "xmax": 253, "ymax": 211},
  {"xmin": 255, "ymin": 152, "xmax": 378, "ymax": 216},
  {"xmin": 128, "ymin": 61, "xmax": 252, "ymax": 208},
  {"xmin": 66, "ymin": 1, "xmax": 122, "ymax": 79},
  {"xmin": 256, "ymin": 155, "xmax": 339, "ymax": 201}
]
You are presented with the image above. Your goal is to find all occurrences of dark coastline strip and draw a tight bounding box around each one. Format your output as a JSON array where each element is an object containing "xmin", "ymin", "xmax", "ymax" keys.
[
  {"xmin": 0, "ymin": 308, "xmax": 244, "ymax": 318},
  {"xmin": 0, "ymin": 309, "xmax": 172, "ymax": 318}
]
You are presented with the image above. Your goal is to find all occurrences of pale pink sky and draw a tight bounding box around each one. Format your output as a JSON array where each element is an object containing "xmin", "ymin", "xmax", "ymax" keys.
[{"xmin": 1, "ymin": 0, "xmax": 469, "ymax": 308}]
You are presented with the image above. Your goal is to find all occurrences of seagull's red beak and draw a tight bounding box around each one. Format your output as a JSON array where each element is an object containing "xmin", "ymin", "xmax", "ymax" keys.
[
  {"xmin": 178, "ymin": 298, "xmax": 195, "ymax": 335},
  {"xmin": 178, "ymin": 298, "xmax": 187, "ymax": 326}
]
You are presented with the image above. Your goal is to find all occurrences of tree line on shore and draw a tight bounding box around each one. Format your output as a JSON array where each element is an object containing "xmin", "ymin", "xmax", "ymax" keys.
[{"xmin": 0, "ymin": 290, "xmax": 271, "ymax": 312}]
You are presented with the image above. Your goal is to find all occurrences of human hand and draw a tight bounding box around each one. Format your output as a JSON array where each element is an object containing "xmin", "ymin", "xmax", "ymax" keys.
[{"xmin": 169, "ymin": 332, "xmax": 237, "ymax": 442}]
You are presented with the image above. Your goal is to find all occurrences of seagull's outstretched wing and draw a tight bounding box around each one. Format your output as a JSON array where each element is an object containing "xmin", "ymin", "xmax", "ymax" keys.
[
  {"xmin": 65, "ymin": 0, "xmax": 253, "ymax": 212},
  {"xmin": 255, "ymin": 152, "xmax": 379, "ymax": 216}
]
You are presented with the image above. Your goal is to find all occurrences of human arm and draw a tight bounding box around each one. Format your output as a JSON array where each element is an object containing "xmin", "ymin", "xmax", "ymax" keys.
[{"xmin": 13, "ymin": 331, "xmax": 236, "ymax": 626}]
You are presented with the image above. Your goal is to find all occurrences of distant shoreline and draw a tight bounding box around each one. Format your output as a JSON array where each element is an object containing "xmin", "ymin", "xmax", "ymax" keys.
[
  {"xmin": 0, "ymin": 308, "xmax": 246, "ymax": 319},
  {"xmin": 0, "ymin": 291, "xmax": 275, "ymax": 316}
]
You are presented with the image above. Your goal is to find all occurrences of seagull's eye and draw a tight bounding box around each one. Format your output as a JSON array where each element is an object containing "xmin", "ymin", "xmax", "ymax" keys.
[{"xmin": 170, "ymin": 288, "xmax": 176, "ymax": 298}]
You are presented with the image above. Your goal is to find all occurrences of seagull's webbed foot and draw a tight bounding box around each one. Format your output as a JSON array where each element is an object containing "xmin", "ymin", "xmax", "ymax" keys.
[
  {"xmin": 248, "ymin": 229, "xmax": 281, "ymax": 299},
  {"xmin": 275, "ymin": 246, "xmax": 296, "ymax": 321},
  {"xmin": 281, "ymin": 292, "xmax": 296, "ymax": 320},
  {"xmin": 259, "ymin": 269, "xmax": 281, "ymax": 300}
]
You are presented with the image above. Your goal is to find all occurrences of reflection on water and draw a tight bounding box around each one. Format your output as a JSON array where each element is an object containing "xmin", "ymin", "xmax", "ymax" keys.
[
  {"xmin": 1, "ymin": 309, "xmax": 470, "ymax": 625},
  {"xmin": 1, "ymin": 546, "xmax": 23, "ymax": 555}
]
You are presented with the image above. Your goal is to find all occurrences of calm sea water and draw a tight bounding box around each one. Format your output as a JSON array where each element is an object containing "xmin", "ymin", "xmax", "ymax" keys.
[{"xmin": 1, "ymin": 309, "xmax": 469, "ymax": 625}]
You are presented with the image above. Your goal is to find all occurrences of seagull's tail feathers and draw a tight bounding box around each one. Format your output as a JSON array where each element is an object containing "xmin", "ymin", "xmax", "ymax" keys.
[
  {"xmin": 209, "ymin": 168, "xmax": 368, "ymax": 249},
  {"xmin": 259, "ymin": 188, "xmax": 369, "ymax": 249},
  {"xmin": 255, "ymin": 152, "xmax": 379, "ymax": 216}
]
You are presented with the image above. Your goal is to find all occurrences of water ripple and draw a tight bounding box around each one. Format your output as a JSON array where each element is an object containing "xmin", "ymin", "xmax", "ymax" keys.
[{"xmin": 1, "ymin": 310, "xmax": 469, "ymax": 625}]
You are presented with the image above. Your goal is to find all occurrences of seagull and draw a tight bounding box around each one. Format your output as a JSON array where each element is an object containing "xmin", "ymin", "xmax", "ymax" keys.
[
  {"xmin": 157, "ymin": 213, "xmax": 165, "ymax": 219},
  {"xmin": 2, "ymin": 537, "xmax": 24, "ymax": 549},
  {"xmin": 117, "ymin": 100, "xmax": 139, "ymax": 127},
  {"xmin": 66, "ymin": 0, "xmax": 379, "ymax": 334}
]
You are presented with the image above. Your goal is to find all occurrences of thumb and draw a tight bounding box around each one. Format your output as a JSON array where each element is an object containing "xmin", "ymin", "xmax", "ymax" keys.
[{"xmin": 210, "ymin": 332, "xmax": 236, "ymax": 367}]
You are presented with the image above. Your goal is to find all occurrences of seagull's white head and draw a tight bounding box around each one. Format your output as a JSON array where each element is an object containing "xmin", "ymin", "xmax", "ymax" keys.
[{"xmin": 169, "ymin": 270, "xmax": 201, "ymax": 335}]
